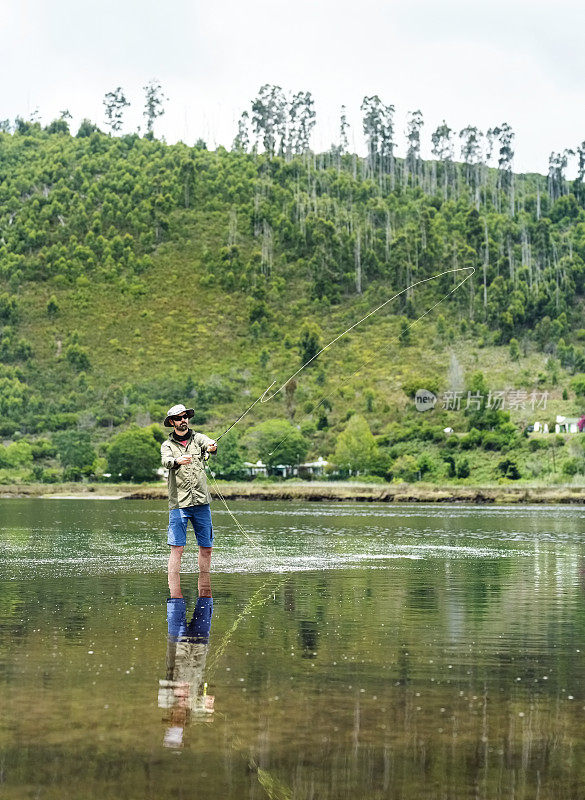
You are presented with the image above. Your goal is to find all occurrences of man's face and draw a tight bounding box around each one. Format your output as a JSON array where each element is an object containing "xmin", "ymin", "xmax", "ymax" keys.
[{"xmin": 171, "ymin": 413, "xmax": 190, "ymax": 434}]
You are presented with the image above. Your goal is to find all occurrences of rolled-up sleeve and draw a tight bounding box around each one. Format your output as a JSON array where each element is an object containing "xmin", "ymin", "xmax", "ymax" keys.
[{"xmin": 161, "ymin": 441, "xmax": 176, "ymax": 469}]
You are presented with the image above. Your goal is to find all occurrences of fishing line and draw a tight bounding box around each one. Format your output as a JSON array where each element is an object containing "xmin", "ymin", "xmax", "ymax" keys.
[
  {"xmin": 207, "ymin": 468, "xmax": 262, "ymax": 551},
  {"xmin": 214, "ymin": 267, "xmax": 473, "ymax": 447},
  {"xmin": 206, "ymin": 577, "xmax": 286, "ymax": 672},
  {"xmin": 260, "ymin": 266, "xmax": 474, "ymax": 407},
  {"xmin": 208, "ymin": 266, "xmax": 474, "ymax": 539},
  {"xmin": 197, "ymin": 579, "xmax": 293, "ymax": 800},
  {"xmin": 260, "ymin": 266, "xmax": 473, "ymax": 459},
  {"xmin": 214, "ymin": 392, "xmax": 265, "ymax": 443}
]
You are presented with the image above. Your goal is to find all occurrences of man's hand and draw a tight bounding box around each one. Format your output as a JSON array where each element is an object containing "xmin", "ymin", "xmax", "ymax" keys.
[
  {"xmin": 175, "ymin": 455, "xmax": 192, "ymax": 465},
  {"xmin": 206, "ymin": 441, "xmax": 217, "ymax": 453}
]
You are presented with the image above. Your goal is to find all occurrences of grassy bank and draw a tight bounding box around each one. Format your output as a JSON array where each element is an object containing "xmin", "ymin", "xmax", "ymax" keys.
[{"xmin": 2, "ymin": 480, "xmax": 585, "ymax": 504}]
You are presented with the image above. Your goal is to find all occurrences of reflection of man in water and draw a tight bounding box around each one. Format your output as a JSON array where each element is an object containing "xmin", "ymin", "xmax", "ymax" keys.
[{"xmin": 158, "ymin": 596, "xmax": 214, "ymax": 748}]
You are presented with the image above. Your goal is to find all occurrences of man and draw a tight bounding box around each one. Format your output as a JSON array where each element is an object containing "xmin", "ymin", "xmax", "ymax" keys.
[{"xmin": 161, "ymin": 404, "xmax": 217, "ymax": 600}]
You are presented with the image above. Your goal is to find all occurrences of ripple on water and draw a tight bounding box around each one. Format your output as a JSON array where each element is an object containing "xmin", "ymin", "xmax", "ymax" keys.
[
  {"xmin": 0, "ymin": 498, "xmax": 578, "ymax": 579},
  {"xmin": 1, "ymin": 541, "xmax": 526, "ymax": 579}
]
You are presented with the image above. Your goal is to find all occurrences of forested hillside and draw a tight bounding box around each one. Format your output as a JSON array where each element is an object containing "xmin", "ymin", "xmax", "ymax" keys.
[{"xmin": 2, "ymin": 105, "xmax": 585, "ymax": 484}]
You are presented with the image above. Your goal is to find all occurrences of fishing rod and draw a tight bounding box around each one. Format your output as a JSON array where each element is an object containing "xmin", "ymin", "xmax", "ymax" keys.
[{"xmin": 214, "ymin": 392, "xmax": 266, "ymax": 444}]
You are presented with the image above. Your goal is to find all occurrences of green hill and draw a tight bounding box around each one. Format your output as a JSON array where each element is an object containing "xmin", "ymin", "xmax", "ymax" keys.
[{"xmin": 2, "ymin": 122, "xmax": 585, "ymax": 484}]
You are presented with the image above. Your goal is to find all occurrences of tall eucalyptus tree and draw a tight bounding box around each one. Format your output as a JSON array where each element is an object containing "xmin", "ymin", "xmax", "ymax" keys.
[
  {"xmin": 232, "ymin": 111, "xmax": 250, "ymax": 152},
  {"xmin": 360, "ymin": 96, "xmax": 395, "ymax": 180},
  {"xmin": 431, "ymin": 121, "xmax": 454, "ymax": 197},
  {"xmin": 288, "ymin": 91, "xmax": 316, "ymax": 155},
  {"xmin": 251, "ymin": 84, "xmax": 286, "ymax": 156},
  {"xmin": 405, "ymin": 110, "xmax": 423, "ymax": 186},
  {"xmin": 103, "ymin": 87, "xmax": 130, "ymax": 134},
  {"xmin": 142, "ymin": 80, "xmax": 167, "ymax": 137},
  {"xmin": 487, "ymin": 122, "xmax": 515, "ymax": 206},
  {"xmin": 339, "ymin": 105, "xmax": 350, "ymax": 155},
  {"xmin": 574, "ymin": 141, "xmax": 585, "ymax": 203},
  {"xmin": 459, "ymin": 125, "xmax": 483, "ymax": 186},
  {"xmin": 548, "ymin": 149, "xmax": 574, "ymax": 201}
]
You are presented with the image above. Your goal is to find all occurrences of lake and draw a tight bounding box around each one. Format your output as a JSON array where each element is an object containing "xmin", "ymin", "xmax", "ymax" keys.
[{"xmin": 1, "ymin": 498, "xmax": 585, "ymax": 799}]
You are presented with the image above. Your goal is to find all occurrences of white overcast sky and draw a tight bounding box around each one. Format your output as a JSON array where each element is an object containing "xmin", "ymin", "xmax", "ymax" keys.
[{"xmin": 2, "ymin": 0, "xmax": 584, "ymax": 175}]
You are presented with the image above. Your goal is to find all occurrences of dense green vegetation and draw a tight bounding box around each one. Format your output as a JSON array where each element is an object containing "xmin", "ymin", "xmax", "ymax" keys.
[{"xmin": 2, "ymin": 110, "xmax": 585, "ymax": 485}]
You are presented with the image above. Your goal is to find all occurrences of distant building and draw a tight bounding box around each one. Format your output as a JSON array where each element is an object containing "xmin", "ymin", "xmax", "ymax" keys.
[
  {"xmin": 555, "ymin": 415, "xmax": 580, "ymax": 434},
  {"xmin": 244, "ymin": 456, "xmax": 329, "ymax": 479},
  {"xmin": 243, "ymin": 459, "xmax": 268, "ymax": 478},
  {"xmin": 273, "ymin": 463, "xmax": 295, "ymax": 478},
  {"xmin": 298, "ymin": 456, "xmax": 329, "ymax": 477},
  {"xmin": 278, "ymin": 456, "xmax": 329, "ymax": 479}
]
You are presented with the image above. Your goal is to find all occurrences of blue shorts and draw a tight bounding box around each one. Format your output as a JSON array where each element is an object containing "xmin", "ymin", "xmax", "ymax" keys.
[
  {"xmin": 167, "ymin": 504, "xmax": 214, "ymax": 548},
  {"xmin": 167, "ymin": 596, "xmax": 213, "ymax": 642}
]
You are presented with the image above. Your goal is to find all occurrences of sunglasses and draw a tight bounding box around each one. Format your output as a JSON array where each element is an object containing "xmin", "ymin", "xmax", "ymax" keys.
[{"xmin": 172, "ymin": 414, "xmax": 189, "ymax": 421}]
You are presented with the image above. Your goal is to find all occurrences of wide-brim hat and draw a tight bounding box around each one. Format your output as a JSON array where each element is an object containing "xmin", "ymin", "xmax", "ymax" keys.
[{"xmin": 164, "ymin": 404, "xmax": 195, "ymax": 427}]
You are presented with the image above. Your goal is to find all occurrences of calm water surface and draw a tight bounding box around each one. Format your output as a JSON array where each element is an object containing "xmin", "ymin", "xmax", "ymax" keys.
[{"xmin": 2, "ymin": 498, "xmax": 585, "ymax": 799}]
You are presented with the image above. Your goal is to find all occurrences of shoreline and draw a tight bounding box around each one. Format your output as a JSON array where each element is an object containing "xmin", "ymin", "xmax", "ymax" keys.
[{"xmin": 1, "ymin": 481, "xmax": 585, "ymax": 504}]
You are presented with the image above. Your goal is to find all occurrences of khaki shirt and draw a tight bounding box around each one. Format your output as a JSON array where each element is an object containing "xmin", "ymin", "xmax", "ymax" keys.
[{"xmin": 161, "ymin": 430, "xmax": 216, "ymax": 510}]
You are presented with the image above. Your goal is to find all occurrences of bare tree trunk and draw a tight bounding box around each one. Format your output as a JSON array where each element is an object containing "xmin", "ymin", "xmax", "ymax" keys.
[
  {"xmin": 385, "ymin": 211, "xmax": 392, "ymax": 264},
  {"xmin": 355, "ymin": 229, "xmax": 362, "ymax": 294},
  {"xmin": 483, "ymin": 217, "xmax": 489, "ymax": 308},
  {"xmin": 261, "ymin": 220, "xmax": 273, "ymax": 276},
  {"xmin": 228, "ymin": 207, "xmax": 237, "ymax": 247},
  {"xmin": 521, "ymin": 226, "xmax": 532, "ymax": 289},
  {"xmin": 507, "ymin": 235, "xmax": 514, "ymax": 286}
]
